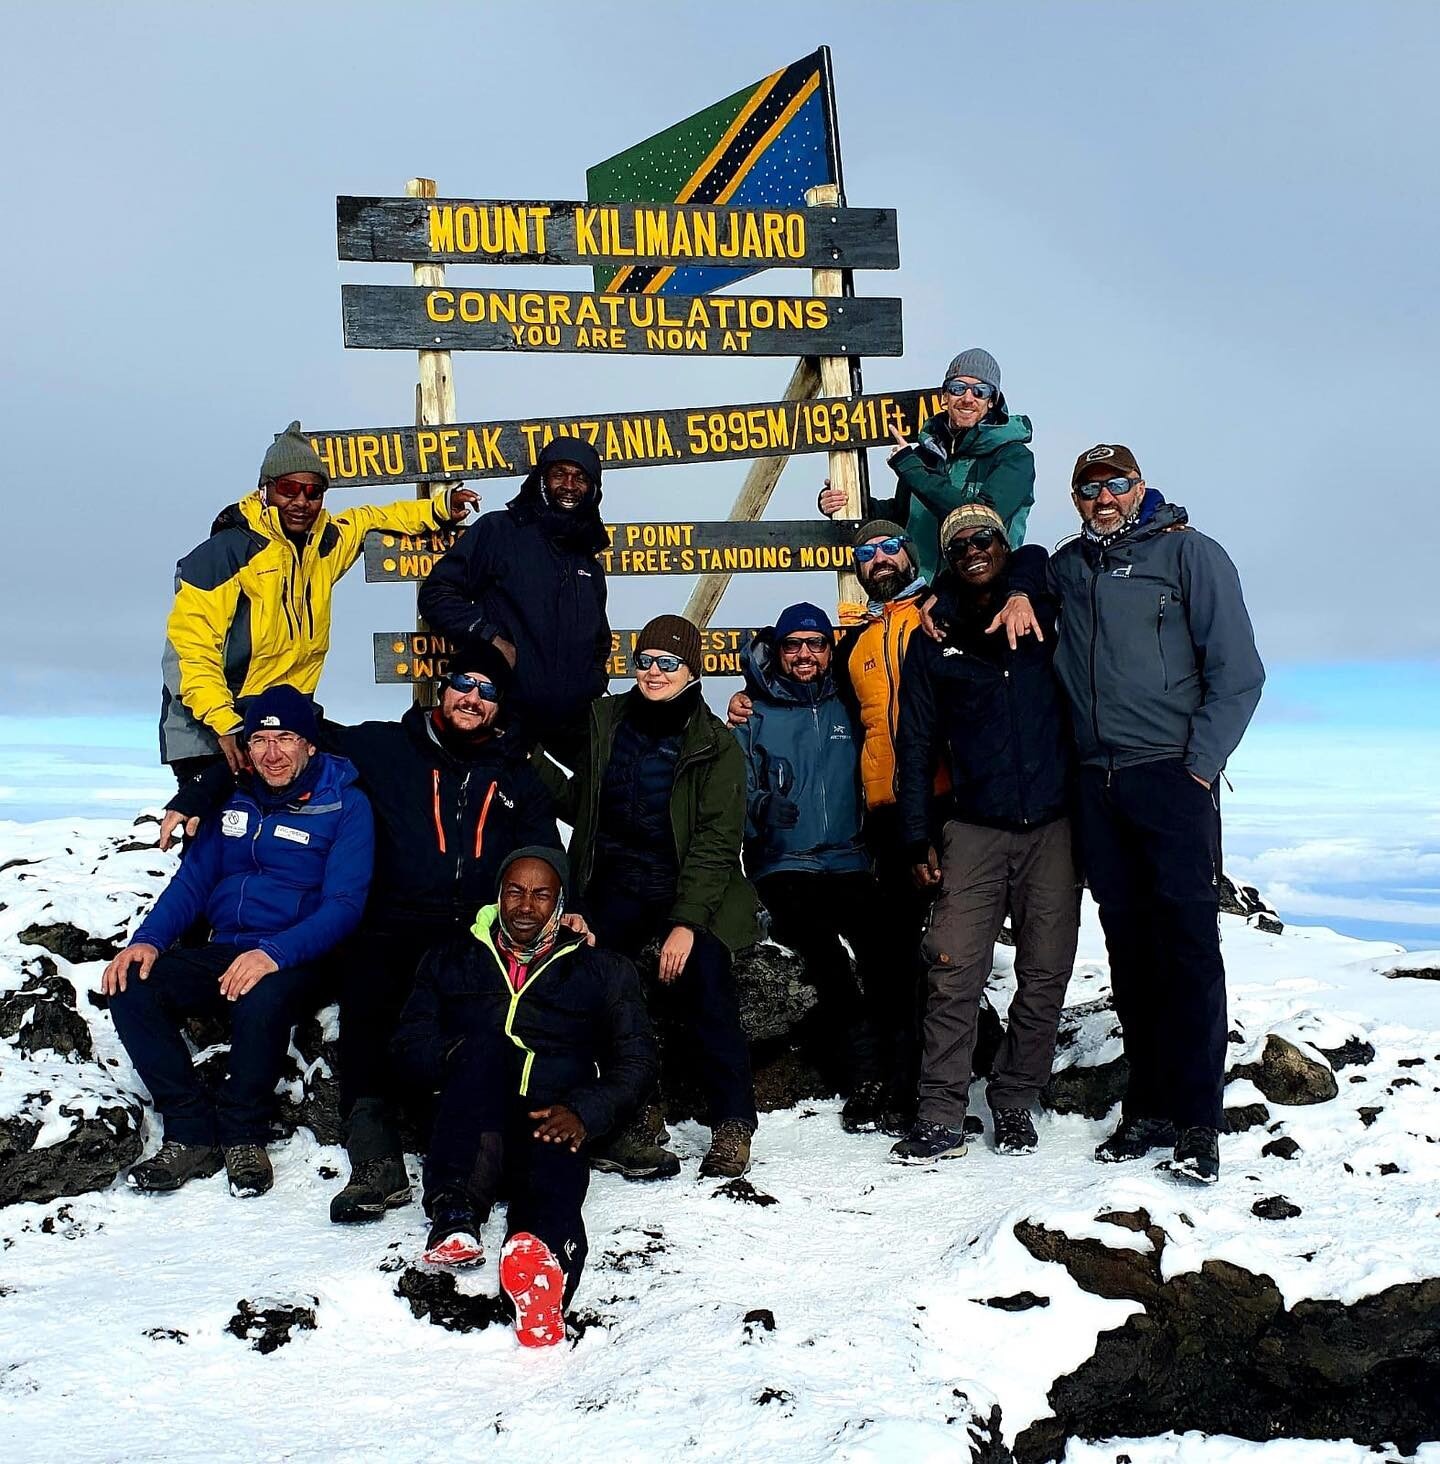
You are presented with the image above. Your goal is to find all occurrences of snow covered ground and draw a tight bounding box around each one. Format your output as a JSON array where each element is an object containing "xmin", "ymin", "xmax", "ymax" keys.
[{"xmin": 2, "ymin": 816, "xmax": 1439, "ymax": 1462}]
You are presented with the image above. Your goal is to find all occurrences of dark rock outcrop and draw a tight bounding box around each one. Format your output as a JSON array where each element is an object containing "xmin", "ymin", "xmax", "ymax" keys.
[
  {"xmin": 0, "ymin": 1097, "xmax": 143, "ymax": 1207},
  {"xmin": 1229, "ymin": 1035, "xmax": 1339, "ymax": 1106},
  {"xmin": 1041, "ymin": 1054, "xmax": 1128, "ymax": 1119},
  {"xmin": 1224, "ymin": 1102, "xmax": 1271, "ymax": 1133},
  {"xmin": 18, "ymin": 923, "xmax": 122, "ymax": 965},
  {"xmin": 395, "ymin": 1266, "xmax": 511, "ymax": 1333},
  {"xmin": 226, "ymin": 1297, "xmax": 318, "ymax": 1353},
  {"xmin": 1317, "ymin": 1037, "xmax": 1375, "ymax": 1070},
  {"xmin": 1012, "ymin": 1209, "xmax": 1440, "ymax": 1461},
  {"xmin": 0, "ymin": 966, "xmax": 94, "ymax": 1061}
]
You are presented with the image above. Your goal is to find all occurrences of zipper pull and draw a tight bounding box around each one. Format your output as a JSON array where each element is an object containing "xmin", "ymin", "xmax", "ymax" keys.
[{"xmin": 1220, "ymin": 770, "xmax": 1234, "ymax": 793}]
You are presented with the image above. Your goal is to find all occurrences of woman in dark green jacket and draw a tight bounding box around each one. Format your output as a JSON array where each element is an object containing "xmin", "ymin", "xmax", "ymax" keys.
[{"xmin": 565, "ymin": 613, "xmax": 759, "ymax": 1181}]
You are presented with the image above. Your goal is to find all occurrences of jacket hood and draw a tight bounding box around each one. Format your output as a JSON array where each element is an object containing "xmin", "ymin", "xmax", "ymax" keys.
[
  {"xmin": 740, "ymin": 631, "xmax": 835, "ymax": 707},
  {"xmin": 919, "ymin": 410, "xmax": 1033, "ymax": 464},
  {"xmin": 507, "ymin": 437, "xmax": 607, "ymax": 554}
]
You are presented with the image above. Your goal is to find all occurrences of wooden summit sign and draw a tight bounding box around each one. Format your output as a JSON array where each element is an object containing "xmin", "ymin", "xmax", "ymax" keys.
[
  {"xmin": 338, "ymin": 196, "xmax": 899, "ymax": 271},
  {"xmin": 364, "ymin": 519, "xmax": 856, "ymax": 583},
  {"xmin": 313, "ymin": 388, "xmax": 942, "ymax": 487},
  {"xmin": 375, "ymin": 628, "xmax": 760, "ymax": 682},
  {"xmin": 341, "ymin": 284, "xmax": 902, "ymax": 357}
]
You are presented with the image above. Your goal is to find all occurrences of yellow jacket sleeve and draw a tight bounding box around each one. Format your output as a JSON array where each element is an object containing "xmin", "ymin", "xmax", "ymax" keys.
[
  {"xmin": 328, "ymin": 487, "xmax": 451, "ymax": 569},
  {"xmin": 167, "ymin": 575, "xmax": 245, "ymax": 736}
]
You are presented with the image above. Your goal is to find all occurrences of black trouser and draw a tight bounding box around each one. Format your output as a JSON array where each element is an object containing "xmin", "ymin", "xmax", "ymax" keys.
[
  {"xmin": 755, "ymin": 869, "xmax": 886, "ymax": 1087},
  {"xmin": 424, "ymin": 1035, "xmax": 589, "ymax": 1304},
  {"xmin": 108, "ymin": 944, "xmax": 320, "ymax": 1148},
  {"xmin": 1076, "ymin": 759, "xmax": 1227, "ymax": 1131},
  {"xmin": 335, "ymin": 924, "xmax": 448, "ymax": 1159},
  {"xmin": 863, "ymin": 803, "xmax": 932, "ymax": 1100},
  {"xmin": 589, "ymin": 886, "xmax": 758, "ymax": 1130}
]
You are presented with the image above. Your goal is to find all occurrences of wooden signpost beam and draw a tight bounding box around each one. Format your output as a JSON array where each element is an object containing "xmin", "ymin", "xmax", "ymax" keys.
[{"xmin": 407, "ymin": 176, "xmax": 455, "ymax": 708}]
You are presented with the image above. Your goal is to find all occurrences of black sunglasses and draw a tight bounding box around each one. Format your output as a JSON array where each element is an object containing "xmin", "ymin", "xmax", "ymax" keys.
[
  {"xmin": 1075, "ymin": 475, "xmax": 1139, "ymax": 501},
  {"xmin": 945, "ymin": 527, "xmax": 1003, "ymax": 559},
  {"xmin": 442, "ymin": 672, "xmax": 500, "ymax": 700}
]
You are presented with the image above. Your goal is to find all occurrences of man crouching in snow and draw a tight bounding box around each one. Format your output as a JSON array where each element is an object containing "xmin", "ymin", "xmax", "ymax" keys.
[
  {"xmin": 391, "ymin": 847, "xmax": 657, "ymax": 1348},
  {"xmin": 102, "ymin": 686, "xmax": 374, "ymax": 1199}
]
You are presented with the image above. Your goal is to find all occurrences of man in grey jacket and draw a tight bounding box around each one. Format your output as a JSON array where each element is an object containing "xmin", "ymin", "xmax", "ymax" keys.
[{"xmin": 997, "ymin": 443, "xmax": 1264, "ymax": 1184}]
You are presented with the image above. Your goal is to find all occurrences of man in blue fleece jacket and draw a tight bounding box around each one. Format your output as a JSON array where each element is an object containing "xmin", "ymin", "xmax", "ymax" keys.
[{"xmin": 103, "ymin": 686, "xmax": 374, "ymax": 1198}]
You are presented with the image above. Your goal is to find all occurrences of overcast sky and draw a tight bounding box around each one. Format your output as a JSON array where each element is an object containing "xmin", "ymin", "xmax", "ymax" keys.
[{"xmin": 3, "ymin": 1, "xmax": 1436, "ymax": 727}]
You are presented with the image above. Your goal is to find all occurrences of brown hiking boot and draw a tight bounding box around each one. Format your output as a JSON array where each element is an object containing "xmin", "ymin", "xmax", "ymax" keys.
[
  {"xmin": 590, "ymin": 1104, "xmax": 680, "ymax": 1181},
  {"xmin": 699, "ymin": 1120, "xmax": 753, "ymax": 1179},
  {"xmin": 125, "ymin": 1140, "xmax": 223, "ymax": 1194},
  {"xmin": 224, "ymin": 1144, "xmax": 274, "ymax": 1198}
]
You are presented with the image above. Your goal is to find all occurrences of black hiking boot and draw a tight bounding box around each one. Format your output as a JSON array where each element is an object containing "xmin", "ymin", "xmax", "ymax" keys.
[
  {"xmin": 1094, "ymin": 1115, "xmax": 1177, "ymax": 1164},
  {"xmin": 224, "ymin": 1144, "xmax": 274, "ymax": 1198},
  {"xmin": 841, "ymin": 1079, "xmax": 888, "ymax": 1134},
  {"xmin": 423, "ymin": 1194, "xmax": 485, "ymax": 1267},
  {"xmin": 991, "ymin": 1107, "xmax": 1039, "ymax": 1156},
  {"xmin": 889, "ymin": 1119, "xmax": 969, "ymax": 1164},
  {"xmin": 330, "ymin": 1155, "xmax": 411, "ymax": 1224},
  {"xmin": 699, "ymin": 1120, "xmax": 753, "ymax": 1179},
  {"xmin": 125, "ymin": 1140, "xmax": 223, "ymax": 1194},
  {"xmin": 590, "ymin": 1103, "xmax": 681, "ymax": 1181},
  {"xmin": 1169, "ymin": 1126, "xmax": 1220, "ymax": 1185}
]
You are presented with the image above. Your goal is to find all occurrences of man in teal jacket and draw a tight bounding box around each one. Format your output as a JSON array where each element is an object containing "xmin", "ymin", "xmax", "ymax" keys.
[{"xmin": 823, "ymin": 348, "xmax": 1034, "ymax": 581}]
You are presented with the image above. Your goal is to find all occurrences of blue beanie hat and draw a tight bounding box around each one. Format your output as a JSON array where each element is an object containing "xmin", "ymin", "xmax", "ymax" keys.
[
  {"xmin": 242, "ymin": 685, "xmax": 320, "ymax": 743},
  {"xmin": 773, "ymin": 601, "xmax": 834, "ymax": 642}
]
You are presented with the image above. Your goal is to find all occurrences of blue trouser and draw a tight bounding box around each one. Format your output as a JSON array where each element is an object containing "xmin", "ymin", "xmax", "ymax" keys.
[
  {"xmin": 424, "ymin": 1036, "xmax": 590, "ymax": 1304},
  {"xmin": 108, "ymin": 943, "xmax": 320, "ymax": 1147},
  {"xmin": 1076, "ymin": 759, "xmax": 1227, "ymax": 1131},
  {"xmin": 589, "ymin": 886, "xmax": 758, "ymax": 1130}
]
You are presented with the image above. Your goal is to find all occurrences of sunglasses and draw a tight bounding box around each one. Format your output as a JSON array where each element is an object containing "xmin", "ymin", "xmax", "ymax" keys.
[
  {"xmin": 778, "ymin": 635, "xmax": 830, "ymax": 654},
  {"xmin": 945, "ymin": 527, "xmax": 1003, "ymax": 559},
  {"xmin": 854, "ymin": 535, "xmax": 909, "ymax": 565},
  {"xmin": 942, "ymin": 380, "xmax": 997, "ymax": 401},
  {"xmin": 1074, "ymin": 475, "xmax": 1139, "ymax": 501},
  {"xmin": 635, "ymin": 652, "xmax": 684, "ymax": 673},
  {"xmin": 443, "ymin": 672, "xmax": 500, "ymax": 700},
  {"xmin": 268, "ymin": 477, "xmax": 326, "ymax": 502}
]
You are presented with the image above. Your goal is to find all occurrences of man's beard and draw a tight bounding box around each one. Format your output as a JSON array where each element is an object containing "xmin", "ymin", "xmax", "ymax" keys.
[{"xmin": 863, "ymin": 565, "xmax": 910, "ymax": 603}]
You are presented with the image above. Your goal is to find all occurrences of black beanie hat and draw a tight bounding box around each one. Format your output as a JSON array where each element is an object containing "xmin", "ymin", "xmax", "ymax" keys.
[
  {"xmin": 241, "ymin": 685, "xmax": 320, "ymax": 743},
  {"xmin": 496, "ymin": 844, "xmax": 570, "ymax": 893},
  {"xmin": 445, "ymin": 636, "xmax": 513, "ymax": 696}
]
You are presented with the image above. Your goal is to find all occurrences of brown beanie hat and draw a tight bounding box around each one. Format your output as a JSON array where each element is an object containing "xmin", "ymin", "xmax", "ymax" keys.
[{"xmin": 635, "ymin": 614, "xmax": 704, "ymax": 678}]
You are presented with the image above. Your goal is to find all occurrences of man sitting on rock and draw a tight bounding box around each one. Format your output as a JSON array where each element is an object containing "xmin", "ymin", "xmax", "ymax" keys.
[
  {"xmin": 103, "ymin": 686, "xmax": 374, "ymax": 1198},
  {"xmin": 391, "ymin": 847, "xmax": 656, "ymax": 1349}
]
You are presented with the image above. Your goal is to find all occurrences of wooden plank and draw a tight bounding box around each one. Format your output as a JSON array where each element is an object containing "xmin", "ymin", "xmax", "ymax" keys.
[
  {"xmin": 341, "ymin": 284, "xmax": 902, "ymax": 357},
  {"xmin": 375, "ymin": 627, "xmax": 765, "ymax": 683},
  {"xmin": 681, "ymin": 360, "xmax": 821, "ymax": 630},
  {"xmin": 364, "ymin": 519, "xmax": 857, "ymax": 583},
  {"xmin": 309, "ymin": 386, "xmax": 941, "ymax": 487},
  {"xmin": 338, "ymin": 196, "xmax": 900, "ymax": 270}
]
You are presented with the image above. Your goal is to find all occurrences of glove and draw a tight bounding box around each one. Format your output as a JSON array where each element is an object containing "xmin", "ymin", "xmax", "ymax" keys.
[{"xmin": 758, "ymin": 794, "xmax": 801, "ymax": 830}]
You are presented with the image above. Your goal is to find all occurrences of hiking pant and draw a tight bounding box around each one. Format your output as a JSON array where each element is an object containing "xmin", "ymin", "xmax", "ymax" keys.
[
  {"xmin": 589, "ymin": 887, "xmax": 758, "ymax": 1131},
  {"xmin": 1077, "ymin": 760, "xmax": 1227, "ymax": 1131},
  {"xmin": 109, "ymin": 943, "xmax": 320, "ymax": 1148},
  {"xmin": 335, "ymin": 925, "xmax": 441, "ymax": 1160},
  {"xmin": 424, "ymin": 1035, "xmax": 589, "ymax": 1304},
  {"xmin": 917, "ymin": 818, "xmax": 1079, "ymax": 1126},
  {"xmin": 755, "ymin": 870, "xmax": 886, "ymax": 1087}
]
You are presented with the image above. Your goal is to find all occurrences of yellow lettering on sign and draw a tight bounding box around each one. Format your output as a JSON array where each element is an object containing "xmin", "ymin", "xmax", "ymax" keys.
[
  {"xmin": 575, "ymin": 208, "xmax": 600, "ymax": 255},
  {"xmin": 720, "ymin": 330, "xmax": 750, "ymax": 352},
  {"xmin": 425, "ymin": 290, "xmax": 455, "ymax": 322},
  {"xmin": 805, "ymin": 299, "xmax": 828, "ymax": 329},
  {"xmin": 356, "ymin": 435, "xmax": 382, "ymax": 480},
  {"xmin": 670, "ymin": 212, "xmax": 693, "ymax": 257},
  {"xmin": 428, "ymin": 207, "xmax": 454, "ymax": 253},
  {"xmin": 785, "ymin": 214, "xmax": 804, "ymax": 257},
  {"xmin": 416, "ymin": 430, "xmax": 439, "ymax": 474},
  {"xmin": 575, "ymin": 295, "xmax": 600, "ymax": 326}
]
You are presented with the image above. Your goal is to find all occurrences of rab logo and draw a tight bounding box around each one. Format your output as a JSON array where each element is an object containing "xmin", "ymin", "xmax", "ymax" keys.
[
  {"xmin": 863, "ymin": 658, "xmax": 877, "ymax": 672},
  {"xmin": 221, "ymin": 809, "xmax": 248, "ymax": 839},
  {"xmin": 496, "ymin": 790, "xmax": 515, "ymax": 809}
]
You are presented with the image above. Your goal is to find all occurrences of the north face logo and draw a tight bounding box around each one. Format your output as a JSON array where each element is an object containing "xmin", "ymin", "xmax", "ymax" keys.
[{"xmin": 260, "ymin": 715, "xmax": 281, "ymax": 728}]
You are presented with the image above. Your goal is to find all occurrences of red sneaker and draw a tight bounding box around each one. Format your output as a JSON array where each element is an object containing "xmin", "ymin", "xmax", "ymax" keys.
[
  {"xmin": 499, "ymin": 1232, "xmax": 567, "ymax": 1348},
  {"xmin": 422, "ymin": 1230, "xmax": 485, "ymax": 1268}
]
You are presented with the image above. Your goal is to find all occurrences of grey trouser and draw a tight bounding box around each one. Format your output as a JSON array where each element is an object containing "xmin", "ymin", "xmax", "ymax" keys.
[{"xmin": 917, "ymin": 817, "xmax": 1080, "ymax": 1126}]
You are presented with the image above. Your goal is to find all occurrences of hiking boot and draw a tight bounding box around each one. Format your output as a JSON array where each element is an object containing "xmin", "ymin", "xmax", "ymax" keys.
[
  {"xmin": 889, "ymin": 1119, "xmax": 969, "ymax": 1164},
  {"xmin": 699, "ymin": 1120, "xmax": 753, "ymax": 1179},
  {"xmin": 841, "ymin": 1079, "xmax": 888, "ymax": 1134},
  {"xmin": 991, "ymin": 1106, "xmax": 1039, "ymax": 1156},
  {"xmin": 223, "ymin": 1144, "xmax": 274, "ymax": 1198},
  {"xmin": 1169, "ymin": 1126, "xmax": 1220, "ymax": 1185},
  {"xmin": 500, "ymin": 1231, "xmax": 566, "ymax": 1348},
  {"xmin": 126, "ymin": 1140, "xmax": 223, "ymax": 1194},
  {"xmin": 1094, "ymin": 1115, "xmax": 1177, "ymax": 1164},
  {"xmin": 424, "ymin": 1198, "xmax": 485, "ymax": 1267},
  {"xmin": 590, "ymin": 1104, "xmax": 680, "ymax": 1181},
  {"xmin": 330, "ymin": 1155, "xmax": 411, "ymax": 1225}
]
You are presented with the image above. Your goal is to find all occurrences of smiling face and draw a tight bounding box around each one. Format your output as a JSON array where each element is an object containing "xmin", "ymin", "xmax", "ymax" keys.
[
  {"xmin": 498, "ymin": 856, "xmax": 561, "ymax": 944},
  {"xmin": 439, "ymin": 670, "xmax": 500, "ymax": 736},
  {"xmin": 635, "ymin": 649, "xmax": 695, "ymax": 701},
  {"xmin": 247, "ymin": 731, "xmax": 314, "ymax": 788},
  {"xmin": 265, "ymin": 473, "xmax": 326, "ymax": 537},
  {"xmin": 944, "ymin": 527, "xmax": 1009, "ymax": 590},
  {"xmin": 856, "ymin": 535, "xmax": 915, "ymax": 603},
  {"xmin": 543, "ymin": 460, "xmax": 591, "ymax": 511},
  {"xmin": 1074, "ymin": 465, "xmax": 1147, "ymax": 536},
  {"xmin": 776, "ymin": 632, "xmax": 832, "ymax": 684},
  {"xmin": 942, "ymin": 376, "xmax": 994, "ymax": 432}
]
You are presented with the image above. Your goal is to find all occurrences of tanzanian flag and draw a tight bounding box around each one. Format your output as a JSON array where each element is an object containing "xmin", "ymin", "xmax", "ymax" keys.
[{"xmin": 587, "ymin": 48, "xmax": 841, "ymax": 296}]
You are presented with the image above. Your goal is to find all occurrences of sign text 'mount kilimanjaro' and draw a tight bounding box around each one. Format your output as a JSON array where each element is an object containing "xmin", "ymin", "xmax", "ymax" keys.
[
  {"xmin": 311, "ymin": 389, "xmax": 943, "ymax": 487},
  {"xmin": 337, "ymin": 197, "xmax": 899, "ymax": 271},
  {"xmin": 341, "ymin": 285, "xmax": 903, "ymax": 358}
]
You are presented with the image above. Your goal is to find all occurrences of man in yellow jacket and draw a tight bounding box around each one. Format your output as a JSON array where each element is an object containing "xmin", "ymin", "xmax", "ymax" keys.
[{"xmin": 160, "ymin": 421, "xmax": 476, "ymax": 780}]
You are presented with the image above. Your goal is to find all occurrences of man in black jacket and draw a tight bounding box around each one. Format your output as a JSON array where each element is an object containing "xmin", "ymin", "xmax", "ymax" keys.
[
  {"xmin": 392, "ymin": 847, "xmax": 657, "ymax": 1348},
  {"xmin": 163, "ymin": 638, "xmax": 564, "ymax": 1222},
  {"xmin": 892, "ymin": 505, "xmax": 1079, "ymax": 1164},
  {"xmin": 995, "ymin": 444, "xmax": 1265, "ymax": 1184},
  {"xmin": 418, "ymin": 435, "xmax": 610, "ymax": 768}
]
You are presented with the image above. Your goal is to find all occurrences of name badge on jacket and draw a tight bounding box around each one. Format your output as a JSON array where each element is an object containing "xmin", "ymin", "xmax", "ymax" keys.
[{"xmin": 274, "ymin": 825, "xmax": 310, "ymax": 845}]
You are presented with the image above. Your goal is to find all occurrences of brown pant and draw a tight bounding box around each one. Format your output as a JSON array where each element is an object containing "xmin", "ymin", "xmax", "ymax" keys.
[{"xmin": 917, "ymin": 818, "xmax": 1080, "ymax": 1126}]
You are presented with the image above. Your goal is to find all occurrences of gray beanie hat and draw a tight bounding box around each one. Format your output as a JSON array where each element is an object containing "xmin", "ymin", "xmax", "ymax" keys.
[
  {"xmin": 853, "ymin": 517, "xmax": 908, "ymax": 548},
  {"xmin": 944, "ymin": 348, "xmax": 1001, "ymax": 390},
  {"xmin": 259, "ymin": 420, "xmax": 329, "ymax": 485}
]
